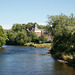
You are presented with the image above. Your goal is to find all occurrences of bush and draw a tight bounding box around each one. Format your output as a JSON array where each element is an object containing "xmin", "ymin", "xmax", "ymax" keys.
[{"xmin": 46, "ymin": 40, "xmax": 53, "ymax": 43}]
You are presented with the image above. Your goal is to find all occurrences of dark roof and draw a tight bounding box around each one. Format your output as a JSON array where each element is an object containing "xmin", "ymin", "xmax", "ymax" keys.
[{"xmin": 31, "ymin": 26, "xmax": 35, "ymax": 28}]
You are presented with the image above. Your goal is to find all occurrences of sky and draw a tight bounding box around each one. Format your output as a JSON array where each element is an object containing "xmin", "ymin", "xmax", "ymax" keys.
[{"xmin": 0, "ymin": 0, "xmax": 75, "ymax": 29}]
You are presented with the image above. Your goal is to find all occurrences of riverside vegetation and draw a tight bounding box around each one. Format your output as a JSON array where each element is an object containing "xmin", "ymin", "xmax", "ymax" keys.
[
  {"xmin": 6, "ymin": 22, "xmax": 52, "ymax": 47},
  {"xmin": 47, "ymin": 13, "xmax": 75, "ymax": 65},
  {"xmin": 24, "ymin": 42, "xmax": 52, "ymax": 48},
  {"xmin": 0, "ymin": 25, "xmax": 7, "ymax": 49},
  {"xmin": 0, "ymin": 22, "xmax": 52, "ymax": 48}
]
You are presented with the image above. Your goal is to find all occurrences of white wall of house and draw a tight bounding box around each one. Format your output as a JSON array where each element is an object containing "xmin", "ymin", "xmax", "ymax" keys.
[{"xmin": 34, "ymin": 30, "xmax": 41, "ymax": 32}]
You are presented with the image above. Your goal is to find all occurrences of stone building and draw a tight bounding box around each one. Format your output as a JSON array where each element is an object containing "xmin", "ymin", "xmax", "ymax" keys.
[{"xmin": 29, "ymin": 23, "xmax": 46, "ymax": 37}]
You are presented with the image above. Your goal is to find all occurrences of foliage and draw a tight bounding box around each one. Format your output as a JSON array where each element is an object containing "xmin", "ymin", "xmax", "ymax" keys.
[
  {"xmin": 26, "ymin": 22, "xmax": 34, "ymax": 29},
  {"xmin": 37, "ymin": 24, "xmax": 46, "ymax": 29},
  {"xmin": 7, "ymin": 29, "xmax": 31, "ymax": 45},
  {"xmin": 47, "ymin": 13, "xmax": 75, "ymax": 61},
  {"xmin": 45, "ymin": 25, "xmax": 52, "ymax": 32},
  {"xmin": 48, "ymin": 13, "xmax": 75, "ymax": 28},
  {"xmin": 12, "ymin": 24, "xmax": 22, "ymax": 32},
  {"xmin": 39, "ymin": 35, "xmax": 47, "ymax": 43},
  {"xmin": 24, "ymin": 42, "xmax": 34, "ymax": 46},
  {"xmin": 0, "ymin": 25, "xmax": 7, "ymax": 47},
  {"xmin": 24, "ymin": 42, "xmax": 52, "ymax": 48},
  {"xmin": 12, "ymin": 22, "xmax": 46, "ymax": 31},
  {"xmin": 32, "ymin": 43, "xmax": 52, "ymax": 48},
  {"xmin": 16, "ymin": 30, "xmax": 31, "ymax": 45},
  {"xmin": 6, "ymin": 30, "xmax": 17, "ymax": 45},
  {"xmin": 7, "ymin": 22, "xmax": 46, "ymax": 45},
  {"xmin": 29, "ymin": 31, "xmax": 38, "ymax": 42}
]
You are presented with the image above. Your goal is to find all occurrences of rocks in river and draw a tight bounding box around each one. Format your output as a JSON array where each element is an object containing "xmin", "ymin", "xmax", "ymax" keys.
[{"xmin": 57, "ymin": 60, "xmax": 68, "ymax": 64}]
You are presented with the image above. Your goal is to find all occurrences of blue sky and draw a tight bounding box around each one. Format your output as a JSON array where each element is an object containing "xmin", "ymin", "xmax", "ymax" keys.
[{"xmin": 0, "ymin": 0, "xmax": 75, "ymax": 29}]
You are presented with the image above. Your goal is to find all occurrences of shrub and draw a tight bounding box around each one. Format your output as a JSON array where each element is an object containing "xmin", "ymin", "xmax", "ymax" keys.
[{"xmin": 39, "ymin": 35, "xmax": 47, "ymax": 43}]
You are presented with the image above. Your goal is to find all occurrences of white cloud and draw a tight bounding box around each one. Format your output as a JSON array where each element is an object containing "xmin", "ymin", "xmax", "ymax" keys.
[
  {"xmin": 1, "ymin": 23, "xmax": 48, "ymax": 29},
  {"xmin": 1, "ymin": 24, "xmax": 12, "ymax": 29},
  {"xmin": 38, "ymin": 23, "xmax": 47, "ymax": 26}
]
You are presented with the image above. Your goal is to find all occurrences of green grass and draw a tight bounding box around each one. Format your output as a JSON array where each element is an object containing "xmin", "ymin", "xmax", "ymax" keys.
[{"xmin": 24, "ymin": 42, "xmax": 52, "ymax": 48}]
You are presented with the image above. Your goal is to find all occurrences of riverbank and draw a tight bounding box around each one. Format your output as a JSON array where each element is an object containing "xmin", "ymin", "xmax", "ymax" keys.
[
  {"xmin": 54, "ymin": 57, "xmax": 75, "ymax": 67},
  {"xmin": 24, "ymin": 42, "xmax": 52, "ymax": 48},
  {"xmin": 50, "ymin": 50, "xmax": 75, "ymax": 67}
]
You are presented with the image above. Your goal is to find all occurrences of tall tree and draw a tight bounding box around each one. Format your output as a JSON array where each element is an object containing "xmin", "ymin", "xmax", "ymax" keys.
[
  {"xmin": 26, "ymin": 22, "xmax": 34, "ymax": 29},
  {"xmin": 48, "ymin": 13, "xmax": 75, "ymax": 28},
  {"xmin": 0, "ymin": 25, "xmax": 7, "ymax": 47},
  {"xmin": 12, "ymin": 24, "xmax": 22, "ymax": 32},
  {"xmin": 16, "ymin": 30, "xmax": 31, "ymax": 45},
  {"xmin": 29, "ymin": 31, "xmax": 38, "ymax": 42}
]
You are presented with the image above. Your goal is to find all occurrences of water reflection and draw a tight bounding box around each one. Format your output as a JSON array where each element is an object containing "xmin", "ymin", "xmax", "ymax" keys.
[{"xmin": 0, "ymin": 45, "xmax": 75, "ymax": 75}]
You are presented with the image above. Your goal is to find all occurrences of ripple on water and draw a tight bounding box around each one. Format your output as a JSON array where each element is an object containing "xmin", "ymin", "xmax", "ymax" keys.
[{"xmin": 0, "ymin": 45, "xmax": 75, "ymax": 75}]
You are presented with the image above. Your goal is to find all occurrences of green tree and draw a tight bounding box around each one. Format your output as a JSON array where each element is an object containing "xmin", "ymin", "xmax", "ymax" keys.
[
  {"xmin": 47, "ymin": 14, "xmax": 75, "ymax": 59},
  {"xmin": 39, "ymin": 35, "xmax": 47, "ymax": 43},
  {"xmin": 52, "ymin": 26, "xmax": 75, "ymax": 54},
  {"xmin": 0, "ymin": 25, "xmax": 7, "ymax": 47},
  {"xmin": 6, "ymin": 30, "xmax": 17, "ymax": 45},
  {"xmin": 37, "ymin": 24, "xmax": 45, "ymax": 29},
  {"xmin": 16, "ymin": 30, "xmax": 31, "ymax": 45},
  {"xmin": 29, "ymin": 31, "xmax": 38, "ymax": 42},
  {"xmin": 12, "ymin": 24, "xmax": 22, "ymax": 32},
  {"xmin": 22, "ymin": 24, "xmax": 27, "ymax": 30},
  {"xmin": 26, "ymin": 22, "xmax": 34, "ymax": 29},
  {"xmin": 48, "ymin": 13, "xmax": 75, "ymax": 28},
  {"xmin": 45, "ymin": 25, "xmax": 52, "ymax": 32}
]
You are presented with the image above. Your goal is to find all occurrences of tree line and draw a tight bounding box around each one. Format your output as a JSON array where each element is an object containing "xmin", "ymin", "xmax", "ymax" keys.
[{"xmin": 0, "ymin": 22, "xmax": 48, "ymax": 47}]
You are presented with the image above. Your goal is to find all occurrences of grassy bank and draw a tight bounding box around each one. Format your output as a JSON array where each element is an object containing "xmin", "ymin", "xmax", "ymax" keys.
[
  {"xmin": 24, "ymin": 42, "xmax": 52, "ymax": 48},
  {"xmin": 50, "ymin": 49, "xmax": 75, "ymax": 66}
]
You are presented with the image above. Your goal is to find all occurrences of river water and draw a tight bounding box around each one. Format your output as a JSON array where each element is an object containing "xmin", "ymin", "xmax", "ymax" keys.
[{"xmin": 0, "ymin": 45, "xmax": 75, "ymax": 75}]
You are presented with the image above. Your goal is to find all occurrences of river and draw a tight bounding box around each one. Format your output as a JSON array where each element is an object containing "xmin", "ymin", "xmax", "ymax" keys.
[{"xmin": 0, "ymin": 45, "xmax": 75, "ymax": 75}]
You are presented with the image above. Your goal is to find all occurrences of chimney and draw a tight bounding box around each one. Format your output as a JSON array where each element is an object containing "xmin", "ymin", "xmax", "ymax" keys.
[
  {"xmin": 41, "ymin": 31, "xmax": 44, "ymax": 36},
  {"xmin": 34, "ymin": 23, "xmax": 37, "ymax": 29}
]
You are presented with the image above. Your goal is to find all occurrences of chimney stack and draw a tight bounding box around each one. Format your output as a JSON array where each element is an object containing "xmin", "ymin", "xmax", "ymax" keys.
[{"xmin": 34, "ymin": 23, "xmax": 37, "ymax": 29}]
